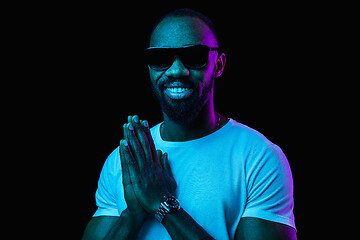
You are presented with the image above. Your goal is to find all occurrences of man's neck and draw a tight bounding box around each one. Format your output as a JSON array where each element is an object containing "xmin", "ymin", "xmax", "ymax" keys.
[{"xmin": 160, "ymin": 103, "xmax": 221, "ymax": 142}]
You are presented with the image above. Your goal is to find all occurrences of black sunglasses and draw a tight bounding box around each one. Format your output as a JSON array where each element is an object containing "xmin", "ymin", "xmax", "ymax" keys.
[{"xmin": 145, "ymin": 45, "xmax": 220, "ymax": 71}]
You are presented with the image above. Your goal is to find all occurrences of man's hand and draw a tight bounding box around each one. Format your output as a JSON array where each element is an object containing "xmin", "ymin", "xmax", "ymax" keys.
[{"xmin": 120, "ymin": 115, "xmax": 177, "ymax": 216}]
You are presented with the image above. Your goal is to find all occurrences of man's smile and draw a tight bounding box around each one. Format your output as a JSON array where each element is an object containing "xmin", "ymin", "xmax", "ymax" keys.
[
  {"xmin": 162, "ymin": 80, "xmax": 195, "ymax": 100},
  {"xmin": 164, "ymin": 87, "xmax": 194, "ymax": 99}
]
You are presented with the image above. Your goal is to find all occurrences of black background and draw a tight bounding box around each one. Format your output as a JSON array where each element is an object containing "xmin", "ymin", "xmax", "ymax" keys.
[{"xmin": 13, "ymin": 2, "xmax": 346, "ymax": 239}]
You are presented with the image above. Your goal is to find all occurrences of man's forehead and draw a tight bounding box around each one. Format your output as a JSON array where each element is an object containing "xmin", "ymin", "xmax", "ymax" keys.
[{"xmin": 150, "ymin": 16, "xmax": 218, "ymax": 48}]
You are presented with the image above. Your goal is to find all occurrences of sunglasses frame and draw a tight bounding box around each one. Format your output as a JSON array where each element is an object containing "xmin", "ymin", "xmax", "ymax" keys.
[{"xmin": 145, "ymin": 45, "xmax": 220, "ymax": 71}]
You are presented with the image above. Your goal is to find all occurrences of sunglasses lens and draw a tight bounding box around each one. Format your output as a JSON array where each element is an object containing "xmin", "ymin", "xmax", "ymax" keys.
[
  {"xmin": 146, "ymin": 49, "xmax": 174, "ymax": 70},
  {"xmin": 181, "ymin": 45, "xmax": 209, "ymax": 69}
]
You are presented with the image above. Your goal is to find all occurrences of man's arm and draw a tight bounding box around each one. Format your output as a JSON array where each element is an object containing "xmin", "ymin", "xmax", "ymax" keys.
[
  {"xmin": 82, "ymin": 210, "xmax": 146, "ymax": 240},
  {"xmin": 235, "ymin": 217, "xmax": 297, "ymax": 240},
  {"xmin": 82, "ymin": 216, "xmax": 118, "ymax": 240},
  {"xmin": 161, "ymin": 207, "xmax": 214, "ymax": 240},
  {"xmin": 82, "ymin": 208, "xmax": 215, "ymax": 240}
]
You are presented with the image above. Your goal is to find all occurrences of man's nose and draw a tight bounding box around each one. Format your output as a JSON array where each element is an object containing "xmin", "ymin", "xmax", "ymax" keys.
[{"xmin": 165, "ymin": 57, "xmax": 190, "ymax": 78}]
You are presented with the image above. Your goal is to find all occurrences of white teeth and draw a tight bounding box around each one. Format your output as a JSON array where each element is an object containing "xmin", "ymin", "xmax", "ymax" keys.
[{"xmin": 167, "ymin": 87, "xmax": 189, "ymax": 93}]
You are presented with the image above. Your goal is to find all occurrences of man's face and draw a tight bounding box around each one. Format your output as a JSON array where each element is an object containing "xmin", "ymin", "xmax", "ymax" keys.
[{"xmin": 148, "ymin": 16, "xmax": 219, "ymax": 123}]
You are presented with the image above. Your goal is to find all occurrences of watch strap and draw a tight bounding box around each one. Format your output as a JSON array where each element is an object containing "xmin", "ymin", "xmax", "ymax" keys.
[
  {"xmin": 154, "ymin": 196, "xmax": 180, "ymax": 223},
  {"xmin": 154, "ymin": 202, "xmax": 168, "ymax": 223}
]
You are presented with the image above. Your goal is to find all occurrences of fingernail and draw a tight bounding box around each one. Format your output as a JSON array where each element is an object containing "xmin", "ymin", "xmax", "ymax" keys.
[
  {"xmin": 128, "ymin": 123, "xmax": 134, "ymax": 131},
  {"xmin": 143, "ymin": 120, "xmax": 149, "ymax": 128},
  {"xmin": 128, "ymin": 115, "xmax": 132, "ymax": 123},
  {"xmin": 133, "ymin": 115, "xmax": 139, "ymax": 123},
  {"xmin": 123, "ymin": 140, "xmax": 128, "ymax": 147}
]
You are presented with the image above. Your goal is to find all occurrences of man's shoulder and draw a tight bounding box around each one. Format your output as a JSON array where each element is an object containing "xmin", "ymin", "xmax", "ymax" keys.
[
  {"xmin": 224, "ymin": 119, "xmax": 275, "ymax": 148},
  {"xmin": 101, "ymin": 146, "xmax": 121, "ymax": 175}
]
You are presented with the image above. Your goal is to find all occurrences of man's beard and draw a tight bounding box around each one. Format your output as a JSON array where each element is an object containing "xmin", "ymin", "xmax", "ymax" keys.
[{"xmin": 150, "ymin": 73, "xmax": 215, "ymax": 124}]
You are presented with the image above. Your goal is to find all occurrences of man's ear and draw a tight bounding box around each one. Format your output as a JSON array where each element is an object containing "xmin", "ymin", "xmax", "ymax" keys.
[{"xmin": 215, "ymin": 52, "xmax": 226, "ymax": 78}]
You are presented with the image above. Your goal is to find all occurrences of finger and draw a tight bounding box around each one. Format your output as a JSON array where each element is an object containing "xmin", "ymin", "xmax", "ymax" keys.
[
  {"xmin": 156, "ymin": 149, "xmax": 163, "ymax": 161},
  {"xmin": 120, "ymin": 140, "xmax": 131, "ymax": 186},
  {"xmin": 160, "ymin": 153, "xmax": 175, "ymax": 179},
  {"xmin": 141, "ymin": 120, "xmax": 161, "ymax": 168},
  {"xmin": 127, "ymin": 115, "xmax": 133, "ymax": 123},
  {"xmin": 120, "ymin": 139, "xmax": 140, "ymax": 182},
  {"xmin": 131, "ymin": 116, "xmax": 154, "ymax": 170},
  {"xmin": 123, "ymin": 122, "xmax": 146, "ymax": 171}
]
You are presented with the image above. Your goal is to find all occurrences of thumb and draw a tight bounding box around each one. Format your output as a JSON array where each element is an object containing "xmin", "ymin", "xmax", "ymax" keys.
[{"xmin": 160, "ymin": 152, "xmax": 174, "ymax": 179}]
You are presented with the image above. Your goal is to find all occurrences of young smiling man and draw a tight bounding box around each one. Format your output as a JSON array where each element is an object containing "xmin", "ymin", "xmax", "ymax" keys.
[{"xmin": 83, "ymin": 9, "xmax": 296, "ymax": 240}]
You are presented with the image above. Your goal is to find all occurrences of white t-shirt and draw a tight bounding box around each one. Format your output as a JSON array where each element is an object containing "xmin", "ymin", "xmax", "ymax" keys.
[{"xmin": 93, "ymin": 119, "xmax": 296, "ymax": 239}]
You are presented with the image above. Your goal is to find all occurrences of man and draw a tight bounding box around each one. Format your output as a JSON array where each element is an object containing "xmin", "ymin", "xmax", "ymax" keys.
[{"xmin": 83, "ymin": 9, "xmax": 296, "ymax": 239}]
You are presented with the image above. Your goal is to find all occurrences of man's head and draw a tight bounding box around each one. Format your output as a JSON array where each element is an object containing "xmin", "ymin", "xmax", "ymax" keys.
[{"xmin": 147, "ymin": 9, "xmax": 226, "ymax": 124}]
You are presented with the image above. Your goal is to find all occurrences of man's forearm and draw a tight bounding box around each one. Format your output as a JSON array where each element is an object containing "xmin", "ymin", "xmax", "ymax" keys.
[
  {"xmin": 100, "ymin": 207, "xmax": 214, "ymax": 240},
  {"xmin": 104, "ymin": 209, "xmax": 147, "ymax": 240},
  {"xmin": 162, "ymin": 207, "xmax": 215, "ymax": 240}
]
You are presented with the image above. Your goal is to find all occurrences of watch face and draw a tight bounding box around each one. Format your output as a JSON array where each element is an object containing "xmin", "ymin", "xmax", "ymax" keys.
[{"xmin": 164, "ymin": 197, "xmax": 180, "ymax": 210}]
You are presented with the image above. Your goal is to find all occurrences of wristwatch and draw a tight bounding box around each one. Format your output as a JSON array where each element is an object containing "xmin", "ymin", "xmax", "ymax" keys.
[{"xmin": 154, "ymin": 196, "xmax": 181, "ymax": 223}]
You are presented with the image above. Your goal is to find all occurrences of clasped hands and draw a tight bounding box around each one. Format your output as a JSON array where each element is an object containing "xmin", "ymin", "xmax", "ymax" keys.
[{"xmin": 120, "ymin": 115, "xmax": 177, "ymax": 220}]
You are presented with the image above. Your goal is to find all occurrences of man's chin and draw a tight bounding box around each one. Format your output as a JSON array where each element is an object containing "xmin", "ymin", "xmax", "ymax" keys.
[
  {"xmin": 152, "ymin": 83, "xmax": 213, "ymax": 124},
  {"xmin": 161, "ymin": 97, "xmax": 196, "ymax": 123}
]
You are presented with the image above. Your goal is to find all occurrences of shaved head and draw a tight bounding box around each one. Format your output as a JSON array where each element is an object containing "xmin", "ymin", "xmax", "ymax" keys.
[{"xmin": 149, "ymin": 8, "xmax": 220, "ymax": 48}]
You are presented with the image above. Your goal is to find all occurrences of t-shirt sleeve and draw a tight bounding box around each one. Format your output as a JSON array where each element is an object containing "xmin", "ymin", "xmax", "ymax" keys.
[
  {"xmin": 93, "ymin": 147, "xmax": 121, "ymax": 217},
  {"xmin": 242, "ymin": 144, "xmax": 296, "ymax": 230}
]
